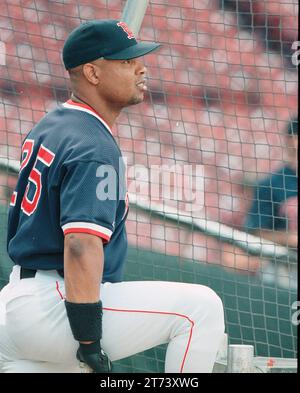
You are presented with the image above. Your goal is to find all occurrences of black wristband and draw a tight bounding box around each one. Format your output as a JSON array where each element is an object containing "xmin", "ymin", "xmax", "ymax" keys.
[
  {"xmin": 79, "ymin": 340, "xmax": 101, "ymax": 355},
  {"xmin": 65, "ymin": 300, "xmax": 103, "ymax": 342}
]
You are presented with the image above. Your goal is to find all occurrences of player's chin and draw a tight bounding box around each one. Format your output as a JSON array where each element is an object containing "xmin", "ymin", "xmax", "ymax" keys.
[{"xmin": 127, "ymin": 93, "xmax": 145, "ymax": 106}]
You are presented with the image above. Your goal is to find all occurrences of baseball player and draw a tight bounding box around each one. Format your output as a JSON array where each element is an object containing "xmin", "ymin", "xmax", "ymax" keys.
[{"xmin": 0, "ymin": 20, "xmax": 224, "ymax": 373}]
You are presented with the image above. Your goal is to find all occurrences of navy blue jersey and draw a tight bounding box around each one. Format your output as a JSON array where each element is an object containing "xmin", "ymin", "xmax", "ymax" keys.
[
  {"xmin": 7, "ymin": 100, "xmax": 129, "ymax": 283},
  {"xmin": 245, "ymin": 166, "xmax": 297, "ymax": 232}
]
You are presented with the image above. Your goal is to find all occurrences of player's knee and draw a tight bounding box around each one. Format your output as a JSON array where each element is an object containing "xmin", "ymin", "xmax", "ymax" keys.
[
  {"xmin": 193, "ymin": 286, "xmax": 224, "ymax": 326},
  {"xmin": 205, "ymin": 288, "xmax": 224, "ymax": 327}
]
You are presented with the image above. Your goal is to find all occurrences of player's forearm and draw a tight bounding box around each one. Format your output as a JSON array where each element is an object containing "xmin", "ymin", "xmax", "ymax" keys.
[
  {"xmin": 64, "ymin": 233, "xmax": 104, "ymax": 303},
  {"xmin": 254, "ymin": 229, "xmax": 298, "ymax": 248}
]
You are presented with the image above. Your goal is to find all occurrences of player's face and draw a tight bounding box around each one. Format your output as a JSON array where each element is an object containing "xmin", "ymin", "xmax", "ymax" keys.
[{"xmin": 96, "ymin": 58, "xmax": 148, "ymax": 107}]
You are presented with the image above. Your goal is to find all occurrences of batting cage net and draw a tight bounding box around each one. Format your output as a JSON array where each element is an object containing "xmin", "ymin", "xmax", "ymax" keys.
[{"xmin": 0, "ymin": 0, "xmax": 298, "ymax": 372}]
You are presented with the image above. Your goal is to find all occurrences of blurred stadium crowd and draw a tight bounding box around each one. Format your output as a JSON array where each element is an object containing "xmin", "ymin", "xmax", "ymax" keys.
[{"xmin": 0, "ymin": 0, "xmax": 298, "ymax": 274}]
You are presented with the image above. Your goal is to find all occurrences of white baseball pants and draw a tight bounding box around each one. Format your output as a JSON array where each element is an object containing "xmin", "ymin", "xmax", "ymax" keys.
[{"xmin": 0, "ymin": 265, "xmax": 224, "ymax": 373}]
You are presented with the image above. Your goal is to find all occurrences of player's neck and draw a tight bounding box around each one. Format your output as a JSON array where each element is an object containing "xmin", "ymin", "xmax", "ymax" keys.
[{"xmin": 70, "ymin": 93, "xmax": 121, "ymax": 129}]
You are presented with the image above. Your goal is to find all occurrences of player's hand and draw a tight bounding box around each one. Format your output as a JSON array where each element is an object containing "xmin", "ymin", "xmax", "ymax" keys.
[{"xmin": 77, "ymin": 341, "xmax": 112, "ymax": 373}]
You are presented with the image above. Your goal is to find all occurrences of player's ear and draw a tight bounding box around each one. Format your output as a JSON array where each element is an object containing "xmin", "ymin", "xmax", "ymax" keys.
[{"xmin": 82, "ymin": 63, "xmax": 101, "ymax": 86}]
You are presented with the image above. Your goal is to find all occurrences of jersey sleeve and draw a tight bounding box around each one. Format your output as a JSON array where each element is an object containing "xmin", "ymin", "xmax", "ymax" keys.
[{"xmin": 60, "ymin": 161, "xmax": 118, "ymax": 243}]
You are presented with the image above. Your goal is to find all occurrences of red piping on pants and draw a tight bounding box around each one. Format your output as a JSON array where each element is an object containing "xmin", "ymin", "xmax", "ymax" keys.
[
  {"xmin": 103, "ymin": 307, "xmax": 195, "ymax": 373},
  {"xmin": 55, "ymin": 281, "xmax": 195, "ymax": 373},
  {"xmin": 55, "ymin": 281, "xmax": 64, "ymax": 300}
]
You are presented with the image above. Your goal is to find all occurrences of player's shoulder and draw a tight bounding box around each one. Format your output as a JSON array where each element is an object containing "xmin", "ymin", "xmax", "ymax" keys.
[
  {"xmin": 58, "ymin": 103, "xmax": 112, "ymax": 137},
  {"xmin": 257, "ymin": 166, "xmax": 285, "ymax": 187},
  {"xmin": 63, "ymin": 103, "xmax": 122, "ymax": 164},
  {"xmin": 25, "ymin": 101, "xmax": 122, "ymax": 169},
  {"xmin": 255, "ymin": 166, "xmax": 297, "ymax": 199},
  {"xmin": 268, "ymin": 166, "xmax": 293, "ymax": 189},
  {"xmin": 43, "ymin": 102, "xmax": 120, "ymax": 157},
  {"xmin": 38, "ymin": 102, "xmax": 110, "ymax": 136}
]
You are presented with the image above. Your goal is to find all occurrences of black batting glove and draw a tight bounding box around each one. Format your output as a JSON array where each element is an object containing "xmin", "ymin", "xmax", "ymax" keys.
[{"xmin": 77, "ymin": 340, "xmax": 112, "ymax": 373}]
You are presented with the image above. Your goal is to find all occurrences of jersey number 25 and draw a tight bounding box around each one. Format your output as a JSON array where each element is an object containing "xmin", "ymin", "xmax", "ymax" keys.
[{"xmin": 17, "ymin": 139, "xmax": 55, "ymax": 216}]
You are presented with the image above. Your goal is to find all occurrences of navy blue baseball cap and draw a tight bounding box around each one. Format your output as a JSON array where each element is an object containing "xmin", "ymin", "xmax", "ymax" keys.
[{"xmin": 63, "ymin": 19, "xmax": 161, "ymax": 69}]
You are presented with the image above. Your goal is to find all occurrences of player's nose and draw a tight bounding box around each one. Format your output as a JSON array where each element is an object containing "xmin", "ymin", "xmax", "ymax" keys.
[{"xmin": 136, "ymin": 59, "xmax": 147, "ymax": 76}]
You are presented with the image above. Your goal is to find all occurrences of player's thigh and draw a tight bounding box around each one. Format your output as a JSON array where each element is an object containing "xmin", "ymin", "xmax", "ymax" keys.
[{"xmin": 100, "ymin": 280, "xmax": 222, "ymax": 361}]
